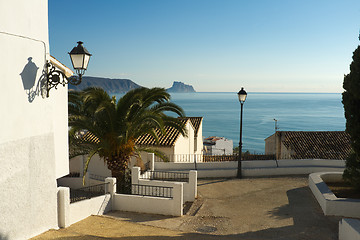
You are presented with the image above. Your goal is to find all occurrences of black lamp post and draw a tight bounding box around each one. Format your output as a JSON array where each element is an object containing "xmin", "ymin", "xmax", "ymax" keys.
[
  {"xmin": 46, "ymin": 41, "xmax": 92, "ymax": 97},
  {"xmin": 237, "ymin": 87, "xmax": 247, "ymax": 178}
]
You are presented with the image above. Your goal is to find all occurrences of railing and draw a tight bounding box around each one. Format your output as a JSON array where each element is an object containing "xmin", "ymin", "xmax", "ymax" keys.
[
  {"xmin": 243, "ymin": 154, "xmax": 276, "ymax": 161},
  {"xmin": 141, "ymin": 171, "xmax": 189, "ymax": 182},
  {"xmin": 154, "ymin": 154, "xmax": 203, "ymax": 163},
  {"xmin": 203, "ymin": 155, "xmax": 237, "ymax": 162},
  {"xmin": 70, "ymin": 182, "xmax": 109, "ymax": 203},
  {"xmin": 131, "ymin": 184, "xmax": 173, "ymax": 198},
  {"xmin": 154, "ymin": 153, "xmax": 276, "ymax": 163}
]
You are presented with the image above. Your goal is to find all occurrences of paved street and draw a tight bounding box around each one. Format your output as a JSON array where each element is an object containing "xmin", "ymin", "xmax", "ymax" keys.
[{"xmin": 33, "ymin": 176, "xmax": 340, "ymax": 240}]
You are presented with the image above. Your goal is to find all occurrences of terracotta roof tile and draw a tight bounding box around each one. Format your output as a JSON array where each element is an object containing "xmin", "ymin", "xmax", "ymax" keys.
[
  {"xmin": 81, "ymin": 131, "xmax": 100, "ymax": 144},
  {"xmin": 280, "ymin": 131, "xmax": 351, "ymax": 160},
  {"xmin": 135, "ymin": 118, "xmax": 190, "ymax": 146},
  {"xmin": 188, "ymin": 117, "xmax": 202, "ymax": 137},
  {"xmin": 72, "ymin": 117, "xmax": 202, "ymax": 148}
]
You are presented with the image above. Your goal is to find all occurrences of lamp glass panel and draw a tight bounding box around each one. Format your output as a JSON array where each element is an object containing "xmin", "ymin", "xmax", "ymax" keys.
[
  {"xmin": 70, "ymin": 54, "xmax": 85, "ymax": 69},
  {"xmin": 238, "ymin": 94, "xmax": 247, "ymax": 102},
  {"xmin": 82, "ymin": 54, "xmax": 91, "ymax": 70}
]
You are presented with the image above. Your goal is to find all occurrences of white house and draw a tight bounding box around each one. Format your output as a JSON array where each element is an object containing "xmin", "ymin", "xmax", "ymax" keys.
[
  {"xmin": 136, "ymin": 117, "xmax": 203, "ymax": 162},
  {"xmin": 69, "ymin": 117, "xmax": 203, "ymax": 178},
  {"xmin": 203, "ymin": 136, "xmax": 233, "ymax": 155},
  {"xmin": 0, "ymin": 1, "xmax": 71, "ymax": 239}
]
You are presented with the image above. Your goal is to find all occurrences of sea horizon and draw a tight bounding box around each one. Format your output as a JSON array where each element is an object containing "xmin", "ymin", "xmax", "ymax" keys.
[{"xmin": 177, "ymin": 91, "xmax": 343, "ymax": 94}]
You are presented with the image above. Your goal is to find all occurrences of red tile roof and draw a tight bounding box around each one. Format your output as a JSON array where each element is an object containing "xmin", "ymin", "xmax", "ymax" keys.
[
  {"xmin": 81, "ymin": 131, "xmax": 100, "ymax": 144},
  {"xmin": 135, "ymin": 118, "xmax": 190, "ymax": 146},
  {"xmin": 71, "ymin": 117, "xmax": 202, "ymax": 148},
  {"xmin": 188, "ymin": 117, "xmax": 202, "ymax": 137},
  {"xmin": 279, "ymin": 131, "xmax": 351, "ymax": 160}
]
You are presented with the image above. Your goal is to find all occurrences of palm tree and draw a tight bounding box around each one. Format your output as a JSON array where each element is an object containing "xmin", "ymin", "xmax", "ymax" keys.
[{"xmin": 68, "ymin": 87, "xmax": 187, "ymax": 189}]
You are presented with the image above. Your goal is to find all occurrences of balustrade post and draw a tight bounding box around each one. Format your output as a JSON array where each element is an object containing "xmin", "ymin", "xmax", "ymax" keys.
[{"xmin": 149, "ymin": 153, "xmax": 155, "ymax": 171}]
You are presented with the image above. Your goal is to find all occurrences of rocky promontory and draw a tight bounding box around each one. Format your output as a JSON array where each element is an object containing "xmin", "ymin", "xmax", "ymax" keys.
[{"xmin": 167, "ymin": 81, "xmax": 196, "ymax": 93}]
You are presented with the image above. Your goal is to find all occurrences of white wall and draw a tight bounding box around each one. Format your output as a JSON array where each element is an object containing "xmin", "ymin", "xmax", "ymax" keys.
[
  {"xmin": 69, "ymin": 155, "xmax": 83, "ymax": 174},
  {"xmin": 339, "ymin": 218, "xmax": 360, "ymax": 240},
  {"xmin": 69, "ymin": 195, "xmax": 111, "ymax": 226},
  {"xmin": 70, "ymin": 154, "xmax": 111, "ymax": 178},
  {"xmin": 57, "ymin": 180, "xmax": 114, "ymax": 228},
  {"xmin": 113, "ymin": 182, "xmax": 183, "ymax": 216},
  {"xmin": 0, "ymin": 0, "xmax": 69, "ymax": 239},
  {"xmin": 155, "ymin": 159, "xmax": 345, "ymax": 178},
  {"xmin": 133, "ymin": 167, "xmax": 197, "ymax": 202},
  {"xmin": 214, "ymin": 138, "xmax": 233, "ymax": 155},
  {"xmin": 174, "ymin": 121, "xmax": 194, "ymax": 155},
  {"xmin": 309, "ymin": 172, "xmax": 360, "ymax": 218},
  {"xmin": 194, "ymin": 121, "xmax": 203, "ymax": 155},
  {"xmin": 264, "ymin": 134, "xmax": 275, "ymax": 155}
]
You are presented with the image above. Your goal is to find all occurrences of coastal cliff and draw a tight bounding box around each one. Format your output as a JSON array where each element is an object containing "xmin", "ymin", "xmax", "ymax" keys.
[{"xmin": 167, "ymin": 81, "xmax": 196, "ymax": 93}]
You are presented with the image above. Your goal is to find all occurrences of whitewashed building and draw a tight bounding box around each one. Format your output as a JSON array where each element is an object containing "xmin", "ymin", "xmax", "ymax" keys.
[
  {"xmin": 136, "ymin": 117, "xmax": 203, "ymax": 162},
  {"xmin": 0, "ymin": 1, "xmax": 71, "ymax": 239},
  {"xmin": 203, "ymin": 136, "xmax": 233, "ymax": 155}
]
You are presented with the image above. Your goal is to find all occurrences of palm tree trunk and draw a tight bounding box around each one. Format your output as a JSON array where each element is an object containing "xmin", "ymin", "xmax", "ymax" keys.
[{"xmin": 106, "ymin": 155, "xmax": 131, "ymax": 193}]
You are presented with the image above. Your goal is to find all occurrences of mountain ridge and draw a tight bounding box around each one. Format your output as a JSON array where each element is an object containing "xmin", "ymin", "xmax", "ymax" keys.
[{"xmin": 68, "ymin": 76, "xmax": 195, "ymax": 93}]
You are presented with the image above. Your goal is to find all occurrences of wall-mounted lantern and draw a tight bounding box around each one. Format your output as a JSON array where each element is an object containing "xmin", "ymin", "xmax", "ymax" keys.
[{"xmin": 46, "ymin": 41, "xmax": 91, "ymax": 97}]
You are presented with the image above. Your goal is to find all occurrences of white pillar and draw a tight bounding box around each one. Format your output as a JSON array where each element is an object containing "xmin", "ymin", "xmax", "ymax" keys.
[
  {"xmin": 105, "ymin": 177, "xmax": 117, "ymax": 210},
  {"xmin": 57, "ymin": 187, "xmax": 70, "ymax": 228},
  {"xmin": 172, "ymin": 182, "xmax": 184, "ymax": 216},
  {"xmin": 132, "ymin": 167, "xmax": 140, "ymax": 184},
  {"xmin": 189, "ymin": 170, "xmax": 198, "ymax": 199},
  {"xmin": 149, "ymin": 153, "xmax": 155, "ymax": 171},
  {"xmin": 105, "ymin": 177, "xmax": 117, "ymax": 195}
]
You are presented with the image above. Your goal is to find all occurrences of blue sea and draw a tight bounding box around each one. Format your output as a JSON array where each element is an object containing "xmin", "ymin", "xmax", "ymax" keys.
[
  {"xmin": 168, "ymin": 92, "xmax": 345, "ymax": 154},
  {"xmin": 114, "ymin": 92, "xmax": 346, "ymax": 154}
]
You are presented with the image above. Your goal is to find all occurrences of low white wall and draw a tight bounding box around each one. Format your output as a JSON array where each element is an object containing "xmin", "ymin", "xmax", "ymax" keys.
[
  {"xmin": 155, "ymin": 159, "xmax": 345, "ymax": 178},
  {"xmin": 277, "ymin": 159, "xmax": 345, "ymax": 167},
  {"xmin": 57, "ymin": 178, "xmax": 115, "ymax": 228},
  {"xmin": 243, "ymin": 166, "xmax": 344, "ymax": 177},
  {"xmin": 112, "ymin": 182, "xmax": 183, "ymax": 216},
  {"xmin": 339, "ymin": 218, "xmax": 360, "ymax": 240},
  {"xmin": 69, "ymin": 194, "xmax": 111, "ymax": 225},
  {"xmin": 309, "ymin": 172, "xmax": 360, "ymax": 218},
  {"xmin": 133, "ymin": 167, "xmax": 197, "ymax": 202}
]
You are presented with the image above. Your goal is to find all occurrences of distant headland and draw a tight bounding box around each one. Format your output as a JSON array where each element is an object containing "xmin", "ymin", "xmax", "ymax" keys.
[
  {"xmin": 68, "ymin": 76, "xmax": 196, "ymax": 93},
  {"xmin": 68, "ymin": 76, "xmax": 141, "ymax": 93},
  {"xmin": 167, "ymin": 81, "xmax": 196, "ymax": 93}
]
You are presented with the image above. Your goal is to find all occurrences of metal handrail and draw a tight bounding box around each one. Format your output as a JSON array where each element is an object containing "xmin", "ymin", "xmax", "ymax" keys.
[
  {"xmin": 70, "ymin": 182, "xmax": 109, "ymax": 203},
  {"xmin": 131, "ymin": 184, "xmax": 173, "ymax": 198},
  {"xmin": 141, "ymin": 170, "xmax": 189, "ymax": 182}
]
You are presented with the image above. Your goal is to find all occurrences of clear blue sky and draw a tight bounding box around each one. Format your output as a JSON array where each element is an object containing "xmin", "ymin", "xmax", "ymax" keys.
[{"xmin": 49, "ymin": 0, "xmax": 360, "ymax": 92}]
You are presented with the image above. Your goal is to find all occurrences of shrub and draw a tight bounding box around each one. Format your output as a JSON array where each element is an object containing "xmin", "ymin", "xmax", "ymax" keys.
[{"xmin": 342, "ymin": 44, "xmax": 360, "ymax": 189}]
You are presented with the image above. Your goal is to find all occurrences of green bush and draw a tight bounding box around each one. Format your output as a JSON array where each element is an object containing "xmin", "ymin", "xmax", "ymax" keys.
[
  {"xmin": 342, "ymin": 44, "xmax": 360, "ymax": 189},
  {"xmin": 343, "ymin": 152, "xmax": 360, "ymax": 190}
]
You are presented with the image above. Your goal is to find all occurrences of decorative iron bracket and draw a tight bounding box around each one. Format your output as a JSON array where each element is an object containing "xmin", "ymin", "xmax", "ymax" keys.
[{"xmin": 46, "ymin": 61, "xmax": 82, "ymax": 97}]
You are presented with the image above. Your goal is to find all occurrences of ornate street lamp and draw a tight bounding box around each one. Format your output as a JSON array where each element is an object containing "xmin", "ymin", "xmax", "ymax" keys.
[
  {"xmin": 237, "ymin": 87, "xmax": 247, "ymax": 178},
  {"xmin": 46, "ymin": 41, "xmax": 91, "ymax": 97}
]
